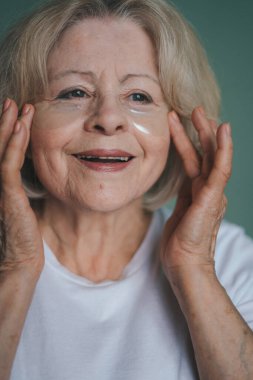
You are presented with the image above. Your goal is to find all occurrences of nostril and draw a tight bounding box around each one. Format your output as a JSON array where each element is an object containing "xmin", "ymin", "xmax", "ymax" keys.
[
  {"xmin": 93, "ymin": 124, "xmax": 124, "ymax": 134},
  {"xmin": 94, "ymin": 124, "xmax": 105, "ymax": 132}
]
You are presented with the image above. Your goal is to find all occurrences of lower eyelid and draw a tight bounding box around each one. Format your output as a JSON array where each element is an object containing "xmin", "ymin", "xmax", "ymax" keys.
[
  {"xmin": 57, "ymin": 94, "xmax": 86, "ymax": 100},
  {"xmin": 131, "ymin": 97, "xmax": 152, "ymax": 103}
]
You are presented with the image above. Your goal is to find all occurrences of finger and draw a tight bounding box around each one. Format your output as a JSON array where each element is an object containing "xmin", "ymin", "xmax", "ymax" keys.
[
  {"xmin": 1, "ymin": 106, "xmax": 34, "ymax": 192},
  {"xmin": 0, "ymin": 99, "xmax": 19, "ymax": 161},
  {"xmin": 191, "ymin": 107, "xmax": 217, "ymax": 178},
  {"xmin": 169, "ymin": 111, "xmax": 200, "ymax": 178},
  {"xmin": 206, "ymin": 123, "xmax": 233, "ymax": 194},
  {"xmin": 209, "ymin": 119, "xmax": 218, "ymax": 135},
  {"xmin": 20, "ymin": 104, "xmax": 35, "ymax": 148}
]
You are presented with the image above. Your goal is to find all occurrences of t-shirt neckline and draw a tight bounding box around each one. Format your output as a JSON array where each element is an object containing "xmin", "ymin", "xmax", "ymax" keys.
[{"xmin": 43, "ymin": 209, "xmax": 163, "ymax": 287}]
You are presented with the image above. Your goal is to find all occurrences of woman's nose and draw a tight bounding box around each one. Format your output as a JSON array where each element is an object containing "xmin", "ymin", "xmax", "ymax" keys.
[{"xmin": 83, "ymin": 95, "xmax": 128, "ymax": 135}]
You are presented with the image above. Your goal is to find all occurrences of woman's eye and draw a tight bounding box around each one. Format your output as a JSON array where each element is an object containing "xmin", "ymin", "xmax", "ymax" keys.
[
  {"xmin": 130, "ymin": 93, "xmax": 152, "ymax": 104},
  {"xmin": 57, "ymin": 89, "xmax": 88, "ymax": 100}
]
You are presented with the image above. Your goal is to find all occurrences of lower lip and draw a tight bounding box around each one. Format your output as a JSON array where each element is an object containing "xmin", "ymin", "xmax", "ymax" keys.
[{"xmin": 74, "ymin": 157, "xmax": 134, "ymax": 172}]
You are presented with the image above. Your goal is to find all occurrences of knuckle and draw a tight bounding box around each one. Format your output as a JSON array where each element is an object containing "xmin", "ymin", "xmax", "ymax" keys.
[
  {"xmin": 221, "ymin": 162, "xmax": 231, "ymax": 177},
  {"xmin": 209, "ymin": 205, "xmax": 222, "ymax": 219},
  {"xmin": 224, "ymin": 167, "xmax": 232, "ymax": 181},
  {"xmin": 223, "ymin": 195, "xmax": 228, "ymax": 206},
  {"xmin": 214, "ymin": 164, "xmax": 231, "ymax": 182}
]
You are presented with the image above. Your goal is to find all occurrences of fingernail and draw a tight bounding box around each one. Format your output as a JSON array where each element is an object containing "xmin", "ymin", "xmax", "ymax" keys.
[
  {"xmin": 14, "ymin": 121, "xmax": 21, "ymax": 134},
  {"xmin": 198, "ymin": 106, "xmax": 205, "ymax": 116},
  {"xmin": 3, "ymin": 98, "xmax": 11, "ymax": 112},
  {"xmin": 225, "ymin": 123, "xmax": 231, "ymax": 137},
  {"xmin": 22, "ymin": 104, "xmax": 31, "ymax": 115},
  {"xmin": 170, "ymin": 111, "xmax": 179, "ymax": 123}
]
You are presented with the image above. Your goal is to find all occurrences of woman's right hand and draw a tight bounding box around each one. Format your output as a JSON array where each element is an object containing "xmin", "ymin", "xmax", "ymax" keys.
[{"xmin": 0, "ymin": 98, "xmax": 44, "ymax": 276}]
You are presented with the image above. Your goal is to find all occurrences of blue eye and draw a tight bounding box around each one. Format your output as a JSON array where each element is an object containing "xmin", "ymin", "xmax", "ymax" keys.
[
  {"xmin": 57, "ymin": 89, "xmax": 87, "ymax": 99},
  {"xmin": 130, "ymin": 93, "xmax": 152, "ymax": 103}
]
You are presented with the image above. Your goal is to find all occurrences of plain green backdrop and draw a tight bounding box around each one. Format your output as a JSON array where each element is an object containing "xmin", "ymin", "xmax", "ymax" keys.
[{"xmin": 0, "ymin": 0, "xmax": 252, "ymax": 236}]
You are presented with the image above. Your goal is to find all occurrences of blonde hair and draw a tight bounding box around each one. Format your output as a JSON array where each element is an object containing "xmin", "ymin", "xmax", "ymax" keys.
[{"xmin": 0, "ymin": 0, "xmax": 220, "ymax": 211}]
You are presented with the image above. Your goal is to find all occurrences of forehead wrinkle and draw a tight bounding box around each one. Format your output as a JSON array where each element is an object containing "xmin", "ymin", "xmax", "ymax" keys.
[
  {"xmin": 48, "ymin": 70, "xmax": 97, "ymax": 83},
  {"xmin": 48, "ymin": 69, "xmax": 160, "ymax": 89},
  {"xmin": 120, "ymin": 73, "xmax": 160, "ymax": 86}
]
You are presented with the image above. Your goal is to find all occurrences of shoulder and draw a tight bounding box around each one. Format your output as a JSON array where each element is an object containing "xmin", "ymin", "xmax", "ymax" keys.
[
  {"xmin": 214, "ymin": 220, "xmax": 253, "ymax": 297},
  {"xmin": 215, "ymin": 219, "xmax": 253, "ymax": 276},
  {"xmin": 215, "ymin": 220, "xmax": 253, "ymax": 328}
]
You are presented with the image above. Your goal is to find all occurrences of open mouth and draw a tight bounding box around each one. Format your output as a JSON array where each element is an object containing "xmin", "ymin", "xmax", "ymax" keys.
[
  {"xmin": 72, "ymin": 150, "xmax": 135, "ymax": 171},
  {"xmin": 74, "ymin": 155, "xmax": 134, "ymax": 163}
]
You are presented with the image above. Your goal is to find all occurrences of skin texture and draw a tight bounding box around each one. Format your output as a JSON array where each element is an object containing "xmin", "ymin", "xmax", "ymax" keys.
[
  {"xmin": 31, "ymin": 19, "xmax": 170, "ymax": 280},
  {"xmin": 32, "ymin": 19, "xmax": 170, "ymax": 212},
  {"xmin": 0, "ymin": 17, "xmax": 253, "ymax": 380}
]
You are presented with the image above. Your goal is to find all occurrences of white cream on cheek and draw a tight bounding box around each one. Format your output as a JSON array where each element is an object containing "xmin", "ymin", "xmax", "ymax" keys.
[{"xmin": 132, "ymin": 122, "xmax": 151, "ymax": 135}]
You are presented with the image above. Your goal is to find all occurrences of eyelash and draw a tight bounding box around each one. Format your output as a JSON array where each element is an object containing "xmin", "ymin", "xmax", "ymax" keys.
[
  {"xmin": 56, "ymin": 89, "xmax": 153, "ymax": 104},
  {"xmin": 56, "ymin": 89, "xmax": 90, "ymax": 100}
]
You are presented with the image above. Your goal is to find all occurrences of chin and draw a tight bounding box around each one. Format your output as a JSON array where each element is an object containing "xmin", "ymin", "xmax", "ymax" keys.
[
  {"xmin": 61, "ymin": 190, "xmax": 142, "ymax": 213},
  {"xmin": 44, "ymin": 176, "xmax": 147, "ymax": 213}
]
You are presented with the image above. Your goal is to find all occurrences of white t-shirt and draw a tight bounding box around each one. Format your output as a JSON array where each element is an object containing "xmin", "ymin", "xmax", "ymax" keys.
[{"xmin": 11, "ymin": 208, "xmax": 253, "ymax": 380}]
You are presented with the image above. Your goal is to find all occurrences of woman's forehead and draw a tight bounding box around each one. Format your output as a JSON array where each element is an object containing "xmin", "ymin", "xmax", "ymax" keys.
[{"xmin": 47, "ymin": 18, "xmax": 158, "ymax": 80}]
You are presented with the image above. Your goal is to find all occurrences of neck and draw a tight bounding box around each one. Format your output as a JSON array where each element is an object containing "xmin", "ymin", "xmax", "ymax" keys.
[{"xmin": 38, "ymin": 197, "xmax": 152, "ymax": 282}]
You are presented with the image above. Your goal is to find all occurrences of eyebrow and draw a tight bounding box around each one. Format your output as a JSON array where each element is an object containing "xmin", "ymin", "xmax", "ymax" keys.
[{"xmin": 49, "ymin": 70, "xmax": 160, "ymax": 86}]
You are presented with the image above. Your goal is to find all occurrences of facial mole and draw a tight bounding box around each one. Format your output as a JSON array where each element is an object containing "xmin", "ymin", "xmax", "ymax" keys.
[{"xmin": 99, "ymin": 184, "xmax": 104, "ymax": 190}]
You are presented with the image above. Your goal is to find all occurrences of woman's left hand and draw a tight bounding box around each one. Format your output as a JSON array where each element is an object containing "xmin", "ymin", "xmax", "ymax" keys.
[
  {"xmin": 160, "ymin": 107, "xmax": 233, "ymax": 279},
  {"xmin": 160, "ymin": 108, "xmax": 253, "ymax": 380}
]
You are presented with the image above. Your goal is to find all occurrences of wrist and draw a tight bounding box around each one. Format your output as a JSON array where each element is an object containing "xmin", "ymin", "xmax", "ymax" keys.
[
  {"xmin": 165, "ymin": 263, "xmax": 222, "ymax": 314},
  {"xmin": 165, "ymin": 260, "xmax": 216, "ymax": 288},
  {"xmin": 0, "ymin": 256, "xmax": 44, "ymax": 282}
]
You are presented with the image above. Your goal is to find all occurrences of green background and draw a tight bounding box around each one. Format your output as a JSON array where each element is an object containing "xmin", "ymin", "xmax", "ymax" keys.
[{"xmin": 1, "ymin": 0, "xmax": 252, "ymax": 236}]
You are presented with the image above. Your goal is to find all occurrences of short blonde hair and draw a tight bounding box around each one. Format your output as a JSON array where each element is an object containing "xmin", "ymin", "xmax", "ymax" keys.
[{"xmin": 0, "ymin": 0, "xmax": 220, "ymax": 211}]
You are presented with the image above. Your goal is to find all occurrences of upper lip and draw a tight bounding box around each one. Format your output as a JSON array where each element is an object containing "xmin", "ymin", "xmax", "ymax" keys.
[{"xmin": 73, "ymin": 149, "xmax": 135, "ymax": 158}]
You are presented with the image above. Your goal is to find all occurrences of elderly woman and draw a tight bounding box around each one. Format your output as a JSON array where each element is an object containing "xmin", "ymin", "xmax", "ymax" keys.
[{"xmin": 0, "ymin": 0, "xmax": 252, "ymax": 379}]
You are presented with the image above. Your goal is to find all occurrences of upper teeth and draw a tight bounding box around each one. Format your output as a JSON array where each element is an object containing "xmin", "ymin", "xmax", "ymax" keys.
[{"xmin": 77, "ymin": 155, "xmax": 130, "ymax": 161}]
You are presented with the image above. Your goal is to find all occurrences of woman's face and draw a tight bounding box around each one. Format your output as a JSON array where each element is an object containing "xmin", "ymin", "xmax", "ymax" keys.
[{"xmin": 31, "ymin": 18, "xmax": 170, "ymax": 212}]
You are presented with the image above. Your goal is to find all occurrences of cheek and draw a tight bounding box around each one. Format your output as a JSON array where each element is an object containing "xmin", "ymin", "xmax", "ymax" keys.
[
  {"xmin": 30, "ymin": 106, "xmax": 78, "ymax": 153},
  {"xmin": 30, "ymin": 128, "xmax": 62, "ymax": 163},
  {"xmin": 149, "ymin": 138, "xmax": 170, "ymax": 173},
  {"xmin": 29, "ymin": 128, "xmax": 70, "ymax": 190},
  {"xmin": 137, "ymin": 132, "xmax": 171, "ymax": 192}
]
